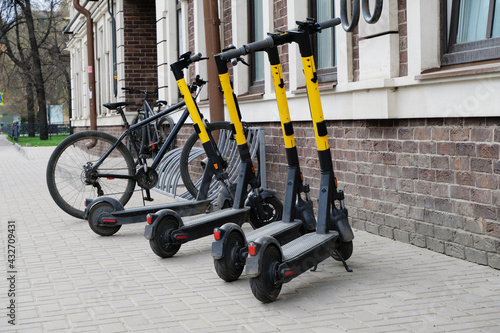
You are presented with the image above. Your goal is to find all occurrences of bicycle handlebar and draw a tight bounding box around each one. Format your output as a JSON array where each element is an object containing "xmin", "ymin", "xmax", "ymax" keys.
[{"xmin": 121, "ymin": 87, "xmax": 157, "ymax": 96}]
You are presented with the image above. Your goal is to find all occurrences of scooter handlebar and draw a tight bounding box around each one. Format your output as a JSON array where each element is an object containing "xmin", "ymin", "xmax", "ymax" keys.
[
  {"xmin": 219, "ymin": 17, "xmax": 339, "ymax": 62},
  {"xmin": 189, "ymin": 52, "xmax": 203, "ymax": 63},
  {"xmin": 243, "ymin": 36, "xmax": 275, "ymax": 54},
  {"xmin": 318, "ymin": 17, "xmax": 341, "ymax": 30},
  {"xmin": 219, "ymin": 36, "xmax": 274, "ymax": 61},
  {"xmin": 219, "ymin": 46, "xmax": 247, "ymax": 61}
]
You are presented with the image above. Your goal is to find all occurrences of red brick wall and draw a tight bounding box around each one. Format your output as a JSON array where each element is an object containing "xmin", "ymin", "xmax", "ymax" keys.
[{"xmin": 123, "ymin": 0, "xmax": 157, "ymax": 105}]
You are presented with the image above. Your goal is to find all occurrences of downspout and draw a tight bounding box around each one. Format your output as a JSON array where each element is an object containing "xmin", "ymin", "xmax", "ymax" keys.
[
  {"xmin": 73, "ymin": 0, "xmax": 97, "ymax": 131},
  {"xmin": 203, "ymin": 0, "xmax": 224, "ymax": 123}
]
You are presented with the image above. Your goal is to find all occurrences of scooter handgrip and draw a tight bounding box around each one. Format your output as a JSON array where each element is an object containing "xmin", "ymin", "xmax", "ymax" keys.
[
  {"xmin": 244, "ymin": 36, "xmax": 275, "ymax": 53},
  {"xmin": 220, "ymin": 46, "xmax": 247, "ymax": 61},
  {"xmin": 318, "ymin": 17, "xmax": 342, "ymax": 30},
  {"xmin": 189, "ymin": 52, "xmax": 203, "ymax": 62}
]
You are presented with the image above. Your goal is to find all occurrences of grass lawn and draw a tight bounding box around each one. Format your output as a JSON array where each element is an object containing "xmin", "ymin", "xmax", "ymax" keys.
[{"xmin": 4, "ymin": 134, "xmax": 68, "ymax": 147}]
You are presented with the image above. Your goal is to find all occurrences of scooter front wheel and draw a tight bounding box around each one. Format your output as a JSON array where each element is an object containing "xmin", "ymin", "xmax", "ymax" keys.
[
  {"xmin": 149, "ymin": 216, "xmax": 181, "ymax": 258},
  {"xmin": 249, "ymin": 196, "xmax": 283, "ymax": 229},
  {"xmin": 332, "ymin": 240, "xmax": 353, "ymax": 261},
  {"xmin": 249, "ymin": 245, "xmax": 282, "ymax": 303},
  {"xmin": 88, "ymin": 202, "xmax": 121, "ymax": 236},
  {"xmin": 214, "ymin": 231, "xmax": 245, "ymax": 282}
]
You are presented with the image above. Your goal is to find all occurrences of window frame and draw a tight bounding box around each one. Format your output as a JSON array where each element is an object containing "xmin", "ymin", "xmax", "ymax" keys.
[
  {"xmin": 442, "ymin": 0, "xmax": 500, "ymax": 66},
  {"xmin": 248, "ymin": 0, "xmax": 265, "ymax": 94},
  {"xmin": 176, "ymin": 0, "xmax": 183, "ymax": 58},
  {"xmin": 309, "ymin": 0, "xmax": 337, "ymax": 83}
]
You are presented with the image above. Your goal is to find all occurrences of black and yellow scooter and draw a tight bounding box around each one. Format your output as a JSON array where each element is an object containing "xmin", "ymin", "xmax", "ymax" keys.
[
  {"xmin": 210, "ymin": 46, "xmax": 316, "ymax": 281},
  {"xmin": 222, "ymin": 17, "xmax": 357, "ymax": 302},
  {"xmin": 144, "ymin": 52, "xmax": 282, "ymax": 258},
  {"xmin": 85, "ymin": 55, "xmax": 236, "ymax": 236}
]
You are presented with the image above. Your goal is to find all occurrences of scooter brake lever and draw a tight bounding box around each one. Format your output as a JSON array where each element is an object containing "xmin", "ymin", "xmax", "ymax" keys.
[{"xmin": 239, "ymin": 57, "xmax": 250, "ymax": 66}]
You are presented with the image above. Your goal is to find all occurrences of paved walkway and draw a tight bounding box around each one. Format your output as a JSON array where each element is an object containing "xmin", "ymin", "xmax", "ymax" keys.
[{"xmin": 1, "ymin": 133, "xmax": 500, "ymax": 332}]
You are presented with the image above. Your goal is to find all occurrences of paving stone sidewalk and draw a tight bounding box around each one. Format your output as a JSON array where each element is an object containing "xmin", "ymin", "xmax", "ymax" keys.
[{"xmin": 0, "ymin": 134, "xmax": 499, "ymax": 332}]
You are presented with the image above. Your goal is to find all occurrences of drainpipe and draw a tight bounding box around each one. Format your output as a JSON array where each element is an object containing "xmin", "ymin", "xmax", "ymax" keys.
[
  {"xmin": 73, "ymin": 0, "xmax": 97, "ymax": 131},
  {"xmin": 203, "ymin": 0, "xmax": 224, "ymax": 123}
]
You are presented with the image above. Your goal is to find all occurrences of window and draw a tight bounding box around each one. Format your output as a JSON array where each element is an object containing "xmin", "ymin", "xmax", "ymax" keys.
[
  {"xmin": 443, "ymin": 0, "xmax": 500, "ymax": 66},
  {"xmin": 249, "ymin": 0, "xmax": 265, "ymax": 93},
  {"xmin": 177, "ymin": 0, "xmax": 183, "ymax": 57},
  {"xmin": 309, "ymin": 0, "xmax": 336, "ymax": 82}
]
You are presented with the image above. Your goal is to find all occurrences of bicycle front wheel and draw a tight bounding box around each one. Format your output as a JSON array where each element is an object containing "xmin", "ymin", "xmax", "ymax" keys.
[
  {"xmin": 179, "ymin": 121, "xmax": 240, "ymax": 199},
  {"xmin": 46, "ymin": 130, "xmax": 136, "ymax": 219}
]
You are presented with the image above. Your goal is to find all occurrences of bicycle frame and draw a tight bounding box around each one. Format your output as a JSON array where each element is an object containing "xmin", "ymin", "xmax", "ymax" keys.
[{"xmin": 90, "ymin": 100, "xmax": 188, "ymax": 180}]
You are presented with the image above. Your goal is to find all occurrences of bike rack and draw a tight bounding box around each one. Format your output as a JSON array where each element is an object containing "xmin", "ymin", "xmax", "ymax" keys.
[{"xmin": 154, "ymin": 126, "xmax": 267, "ymax": 203}]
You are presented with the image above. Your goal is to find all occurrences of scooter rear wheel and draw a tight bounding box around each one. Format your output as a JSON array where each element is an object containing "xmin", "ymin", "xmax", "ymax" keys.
[
  {"xmin": 88, "ymin": 202, "xmax": 122, "ymax": 236},
  {"xmin": 149, "ymin": 216, "xmax": 181, "ymax": 258},
  {"xmin": 249, "ymin": 245, "xmax": 282, "ymax": 303},
  {"xmin": 214, "ymin": 231, "xmax": 245, "ymax": 282}
]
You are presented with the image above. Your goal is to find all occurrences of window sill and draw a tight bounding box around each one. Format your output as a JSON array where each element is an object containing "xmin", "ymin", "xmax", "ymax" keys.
[
  {"xmin": 236, "ymin": 92, "xmax": 264, "ymax": 102},
  {"xmin": 416, "ymin": 61, "xmax": 500, "ymax": 80},
  {"xmin": 291, "ymin": 81, "xmax": 337, "ymax": 95}
]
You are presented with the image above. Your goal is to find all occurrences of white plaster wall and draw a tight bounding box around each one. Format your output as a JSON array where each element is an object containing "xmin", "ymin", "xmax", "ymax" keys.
[
  {"xmin": 407, "ymin": 0, "xmax": 441, "ymax": 76},
  {"xmin": 358, "ymin": 0, "xmax": 398, "ymax": 38},
  {"xmin": 359, "ymin": 33, "xmax": 399, "ymax": 80},
  {"xmin": 67, "ymin": 0, "xmax": 500, "ymax": 128}
]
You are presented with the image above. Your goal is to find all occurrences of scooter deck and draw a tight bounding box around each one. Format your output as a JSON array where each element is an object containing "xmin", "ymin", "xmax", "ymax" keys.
[
  {"xmin": 246, "ymin": 220, "xmax": 302, "ymax": 245},
  {"xmin": 282, "ymin": 232, "xmax": 338, "ymax": 262},
  {"xmin": 178, "ymin": 207, "xmax": 251, "ymax": 241},
  {"xmin": 110, "ymin": 199, "xmax": 212, "ymax": 224}
]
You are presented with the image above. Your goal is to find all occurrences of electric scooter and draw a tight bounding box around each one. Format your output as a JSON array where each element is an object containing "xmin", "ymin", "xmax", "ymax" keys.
[
  {"xmin": 84, "ymin": 60, "xmax": 234, "ymax": 237},
  {"xmin": 144, "ymin": 52, "xmax": 283, "ymax": 258},
  {"xmin": 227, "ymin": 17, "xmax": 357, "ymax": 303},
  {"xmin": 210, "ymin": 45, "xmax": 316, "ymax": 282}
]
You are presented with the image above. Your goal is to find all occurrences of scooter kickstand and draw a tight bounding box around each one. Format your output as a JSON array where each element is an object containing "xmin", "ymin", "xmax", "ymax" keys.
[{"xmin": 332, "ymin": 249, "xmax": 353, "ymax": 273}]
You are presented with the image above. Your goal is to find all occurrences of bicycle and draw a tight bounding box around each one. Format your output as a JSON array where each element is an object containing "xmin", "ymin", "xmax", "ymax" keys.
[
  {"xmin": 122, "ymin": 87, "xmax": 176, "ymax": 161},
  {"xmin": 46, "ymin": 68, "xmax": 237, "ymax": 219}
]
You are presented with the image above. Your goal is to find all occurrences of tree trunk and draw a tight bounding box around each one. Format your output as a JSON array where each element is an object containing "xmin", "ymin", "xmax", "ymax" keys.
[
  {"xmin": 21, "ymin": 0, "xmax": 49, "ymax": 140},
  {"xmin": 26, "ymin": 80, "xmax": 36, "ymax": 137}
]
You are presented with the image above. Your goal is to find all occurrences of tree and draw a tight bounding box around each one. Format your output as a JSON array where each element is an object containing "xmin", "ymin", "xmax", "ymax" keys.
[{"xmin": 0, "ymin": 0, "xmax": 69, "ymax": 139}]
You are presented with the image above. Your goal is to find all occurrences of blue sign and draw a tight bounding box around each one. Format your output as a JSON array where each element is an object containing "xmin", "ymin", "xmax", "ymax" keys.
[{"xmin": 0, "ymin": 92, "xmax": 3, "ymax": 105}]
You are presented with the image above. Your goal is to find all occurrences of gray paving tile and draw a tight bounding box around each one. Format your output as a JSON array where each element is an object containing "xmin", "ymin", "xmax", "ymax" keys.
[{"xmin": 1, "ymin": 135, "xmax": 500, "ymax": 332}]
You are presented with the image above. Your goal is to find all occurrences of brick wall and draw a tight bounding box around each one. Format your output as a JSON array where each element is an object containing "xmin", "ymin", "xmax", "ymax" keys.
[
  {"xmin": 222, "ymin": 0, "xmax": 232, "ymax": 48},
  {"xmin": 352, "ymin": 27, "xmax": 360, "ymax": 82},
  {"xmin": 398, "ymin": 0, "xmax": 408, "ymax": 77},
  {"xmin": 274, "ymin": 0, "xmax": 289, "ymax": 88},
  {"xmin": 261, "ymin": 118, "xmax": 500, "ymax": 269},
  {"xmin": 75, "ymin": 116, "xmax": 500, "ymax": 270},
  {"xmin": 123, "ymin": 0, "xmax": 157, "ymax": 105},
  {"xmin": 221, "ymin": 0, "xmax": 233, "ymax": 78},
  {"xmin": 188, "ymin": 0, "xmax": 196, "ymax": 84}
]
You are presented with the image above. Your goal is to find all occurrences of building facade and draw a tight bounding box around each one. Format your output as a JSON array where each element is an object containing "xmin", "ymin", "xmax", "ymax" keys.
[{"xmin": 65, "ymin": 0, "xmax": 500, "ymax": 269}]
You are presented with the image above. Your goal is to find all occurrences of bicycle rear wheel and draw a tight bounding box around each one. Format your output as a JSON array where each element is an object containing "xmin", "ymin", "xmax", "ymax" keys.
[
  {"xmin": 180, "ymin": 121, "xmax": 258, "ymax": 200},
  {"xmin": 46, "ymin": 130, "xmax": 136, "ymax": 219}
]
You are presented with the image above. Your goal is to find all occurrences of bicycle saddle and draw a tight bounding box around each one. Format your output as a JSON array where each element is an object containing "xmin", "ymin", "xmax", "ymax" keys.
[{"xmin": 103, "ymin": 101, "xmax": 136, "ymax": 110}]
